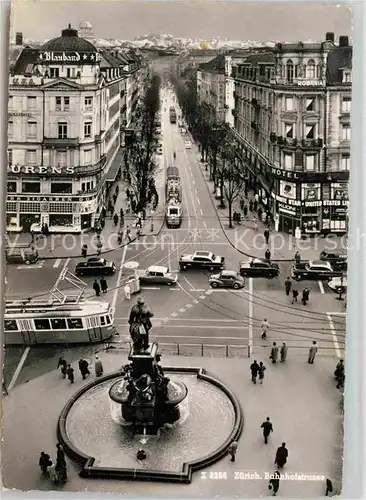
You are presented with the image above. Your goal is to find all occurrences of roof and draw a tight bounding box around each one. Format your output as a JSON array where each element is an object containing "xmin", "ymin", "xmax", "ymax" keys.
[
  {"xmin": 41, "ymin": 25, "xmax": 96, "ymax": 52},
  {"xmin": 326, "ymin": 45, "xmax": 353, "ymax": 85},
  {"xmin": 198, "ymin": 54, "xmax": 226, "ymax": 73},
  {"xmin": 147, "ymin": 266, "xmax": 169, "ymax": 273},
  {"xmin": 239, "ymin": 51, "xmax": 276, "ymax": 66},
  {"xmin": 11, "ymin": 47, "xmax": 41, "ymax": 75},
  {"xmin": 79, "ymin": 20, "xmax": 93, "ymax": 29}
]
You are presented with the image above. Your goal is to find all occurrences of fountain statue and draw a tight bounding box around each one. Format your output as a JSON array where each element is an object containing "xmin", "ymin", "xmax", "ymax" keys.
[{"xmin": 109, "ymin": 297, "xmax": 188, "ymax": 435}]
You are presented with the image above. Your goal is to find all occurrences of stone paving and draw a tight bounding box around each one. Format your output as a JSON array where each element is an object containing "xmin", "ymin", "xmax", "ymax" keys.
[{"xmin": 2, "ymin": 351, "xmax": 343, "ymax": 496}]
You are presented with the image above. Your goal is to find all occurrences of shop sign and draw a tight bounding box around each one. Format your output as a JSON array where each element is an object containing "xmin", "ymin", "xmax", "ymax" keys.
[
  {"xmin": 7, "ymin": 165, "xmax": 75, "ymax": 175},
  {"xmin": 323, "ymin": 200, "xmax": 349, "ymax": 207},
  {"xmin": 271, "ymin": 167, "xmax": 300, "ymax": 180},
  {"xmin": 38, "ymin": 51, "xmax": 101, "ymax": 64},
  {"xmin": 278, "ymin": 202, "xmax": 296, "ymax": 215},
  {"xmin": 279, "ymin": 180, "xmax": 297, "ymax": 200},
  {"xmin": 303, "ymin": 201, "xmax": 322, "ymax": 207},
  {"xmin": 302, "ymin": 183, "xmax": 321, "ymax": 202},
  {"xmin": 274, "ymin": 194, "xmax": 301, "ymax": 206},
  {"xmin": 9, "ymin": 112, "xmax": 34, "ymax": 117},
  {"xmin": 296, "ymin": 79, "xmax": 324, "ymax": 86}
]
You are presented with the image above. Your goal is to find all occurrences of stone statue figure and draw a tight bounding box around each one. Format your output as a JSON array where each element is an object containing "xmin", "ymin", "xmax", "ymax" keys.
[{"xmin": 128, "ymin": 297, "xmax": 154, "ymax": 351}]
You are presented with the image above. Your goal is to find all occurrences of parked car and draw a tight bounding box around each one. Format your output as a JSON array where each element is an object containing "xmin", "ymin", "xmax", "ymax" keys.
[
  {"xmin": 239, "ymin": 258, "xmax": 280, "ymax": 278},
  {"xmin": 291, "ymin": 260, "xmax": 343, "ymax": 281},
  {"xmin": 6, "ymin": 243, "xmax": 39, "ymax": 265},
  {"xmin": 185, "ymin": 140, "xmax": 192, "ymax": 149},
  {"xmin": 319, "ymin": 250, "xmax": 347, "ymax": 271},
  {"xmin": 179, "ymin": 250, "xmax": 225, "ymax": 271},
  {"xmin": 137, "ymin": 265, "xmax": 178, "ymax": 285},
  {"xmin": 209, "ymin": 270, "xmax": 245, "ymax": 289},
  {"xmin": 327, "ymin": 275, "xmax": 347, "ymax": 293},
  {"xmin": 75, "ymin": 257, "xmax": 116, "ymax": 276}
]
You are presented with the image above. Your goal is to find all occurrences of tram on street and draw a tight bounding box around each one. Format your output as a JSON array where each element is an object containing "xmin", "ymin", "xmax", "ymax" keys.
[{"xmin": 4, "ymin": 299, "xmax": 116, "ymax": 345}]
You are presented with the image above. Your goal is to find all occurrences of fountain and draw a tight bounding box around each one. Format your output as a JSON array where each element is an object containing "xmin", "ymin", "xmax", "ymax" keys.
[{"xmin": 57, "ymin": 297, "xmax": 244, "ymax": 483}]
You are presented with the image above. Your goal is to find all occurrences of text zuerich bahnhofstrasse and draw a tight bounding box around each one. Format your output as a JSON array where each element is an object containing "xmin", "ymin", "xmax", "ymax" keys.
[{"xmin": 234, "ymin": 471, "xmax": 325, "ymax": 481}]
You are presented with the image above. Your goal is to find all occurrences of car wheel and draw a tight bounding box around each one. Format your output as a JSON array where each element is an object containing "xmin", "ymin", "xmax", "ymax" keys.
[
  {"xmin": 180, "ymin": 265, "xmax": 186, "ymax": 271},
  {"xmin": 167, "ymin": 282, "xmax": 172, "ymax": 286},
  {"xmin": 211, "ymin": 282, "xmax": 218, "ymax": 288},
  {"xmin": 25, "ymin": 260, "xmax": 31, "ymax": 265},
  {"xmin": 233, "ymin": 283, "xmax": 240, "ymax": 289},
  {"xmin": 209, "ymin": 266, "xmax": 214, "ymax": 272}
]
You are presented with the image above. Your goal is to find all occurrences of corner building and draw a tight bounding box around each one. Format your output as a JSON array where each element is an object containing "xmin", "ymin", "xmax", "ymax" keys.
[{"xmin": 7, "ymin": 25, "xmax": 145, "ymax": 233}]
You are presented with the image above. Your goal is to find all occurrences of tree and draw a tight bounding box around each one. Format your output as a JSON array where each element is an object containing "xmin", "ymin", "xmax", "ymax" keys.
[
  {"xmin": 126, "ymin": 74, "xmax": 161, "ymax": 211},
  {"xmin": 219, "ymin": 144, "xmax": 246, "ymax": 229}
]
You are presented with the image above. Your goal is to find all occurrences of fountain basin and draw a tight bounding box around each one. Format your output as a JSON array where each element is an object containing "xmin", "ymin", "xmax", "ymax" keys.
[{"xmin": 57, "ymin": 366, "xmax": 243, "ymax": 483}]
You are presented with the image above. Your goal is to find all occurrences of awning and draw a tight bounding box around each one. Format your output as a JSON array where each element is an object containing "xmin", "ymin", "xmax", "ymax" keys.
[{"xmin": 106, "ymin": 148, "xmax": 124, "ymax": 182}]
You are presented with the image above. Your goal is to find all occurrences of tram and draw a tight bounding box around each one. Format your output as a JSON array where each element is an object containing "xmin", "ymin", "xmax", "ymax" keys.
[{"xmin": 4, "ymin": 298, "xmax": 116, "ymax": 346}]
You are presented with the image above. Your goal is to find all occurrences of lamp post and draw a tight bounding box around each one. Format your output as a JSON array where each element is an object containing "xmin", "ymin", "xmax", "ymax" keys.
[{"xmin": 337, "ymin": 275, "xmax": 345, "ymax": 300}]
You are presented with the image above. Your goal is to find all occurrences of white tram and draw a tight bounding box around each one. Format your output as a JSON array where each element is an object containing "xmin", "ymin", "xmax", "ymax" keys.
[{"xmin": 4, "ymin": 299, "xmax": 116, "ymax": 345}]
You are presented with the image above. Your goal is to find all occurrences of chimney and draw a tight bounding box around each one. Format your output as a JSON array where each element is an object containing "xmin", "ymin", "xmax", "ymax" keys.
[
  {"xmin": 325, "ymin": 32, "xmax": 335, "ymax": 43},
  {"xmin": 339, "ymin": 36, "xmax": 349, "ymax": 47},
  {"xmin": 15, "ymin": 32, "xmax": 23, "ymax": 45}
]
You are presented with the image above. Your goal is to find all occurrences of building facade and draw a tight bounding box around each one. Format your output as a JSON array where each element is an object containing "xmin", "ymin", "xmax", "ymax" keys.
[
  {"xmin": 7, "ymin": 25, "xmax": 146, "ymax": 233},
  {"xmin": 197, "ymin": 33, "xmax": 351, "ymax": 235}
]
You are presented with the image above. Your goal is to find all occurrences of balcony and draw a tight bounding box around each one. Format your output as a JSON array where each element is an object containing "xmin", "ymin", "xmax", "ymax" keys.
[
  {"xmin": 232, "ymin": 109, "xmax": 238, "ymax": 117},
  {"xmin": 301, "ymin": 138, "xmax": 323, "ymax": 149},
  {"xmin": 43, "ymin": 137, "xmax": 79, "ymax": 148},
  {"xmin": 74, "ymin": 155, "xmax": 107, "ymax": 176}
]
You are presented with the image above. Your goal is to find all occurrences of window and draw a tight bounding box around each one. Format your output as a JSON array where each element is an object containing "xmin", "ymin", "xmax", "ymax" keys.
[
  {"xmin": 285, "ymin": 123, "xmax": 294, "ymax": 138},
  {"xmin": 26, "ymin": 150, "xmax": 36, "ymax": 164},
  {"xmin": 67, "ymin": 318, "xmax": 83, "ymax": 329},
  {"xmin": 27, "ymin": 96, "xmax": 36, "ymax": 110},
  {"xmin": 8, "ymin": 149, "xmax": 13, "ymax": 166},
  {"xmin": 51, "ymin": 182, "xmax": 72, "ymax": 194},
  {"xmin": 4, "ymin": 320, "xmax": 19, "ymax": 331},
  {"xmin": 306, "ymin": 59, "xmax": 316, "ymax": 79},
  {"xmin": 85, "ymin": 96, "xmax": 93, "ymax": 109},
  {"xmin": 8, "ymin": 95, "xmax": 13, "ymax": 110},
  {"xmin": 8, "ymin": 120, "xmax": 13, "ymax": 137},
  {"xmin": 58, "ymin": 122, "xmax": 68, "ymax": 139},
  {"xmin": 27, "ymin": 121, "xmax": 37, "ymax": 138},
  {"xmin": 56, "ymin": 97, "xmax": 70, "ymax": 111},
  {"xmin": 84, "ymin": 121, "xmax": 92, "ymax": 138},
  {"xmin": 22, "ymin": 181, "xmax": 40, "ymax": 193},
  {"xmin": 49, "ymin": 202, "xmax": 73, "ymax": 213},
  {"xmin": 64, "ymin": 97, "xmax": 70, "ymax": 111},
  {"xmin": 306, "ymin": 98, "xmax": 315, "ymax": 111},
  {"xmin": 100, "ymin": 316, "xmax": 106, "ymax": 326},
  {"xmin": 286, "ymin": 60, "xmax": 294, "ymax": 83},
  {"xmin": 49, "ymin": 67, "xmax": 59, "ymax": 78},
  {"xmin": 342, "ymin": 98, "xmax": 351, "ymax": 113},
  {"xmin": 341, "ymin": 154, "xmax": 350, "ymax": 171},
  {"xmin": 305, "ymin": 155, "xmax": 315, "ymax": 171},
  {"xmin": 34, "ymin": 319, "xmax": 51, "ymax": 330},
  {"xmin": 84, "ymin": 149, "xmax": 92, "ymax": 164},
  {"xmin": 342, "ymin": 124, "xmax": 351, "ymax": 140},
  {"xmin": 57, "ymin": 150, "xmax": 67, "ymax": 166},
  {"xmin": 305, "ymin": 124, "xmax": 315, "ymax": 139},
  {"xmin": 56, "ymin": 96, "xmax": 62, "ymax": 111},
  {"xmin": 343, "ymin": 71, "xmax": 351, "ymax": 83},
  {"xmin": 51, "ymin": 318, "xmax": 67, "ymax": 329},
  {"xmin": 7, "ymin": 181, "xmax": 16, "ymax": 193},
  {"xmin": 284, "ymin": 153, "xmax": 293, "ymax": 170},
  {"xmin": 285, "ymin": 97, "xmax": 293, "ymax": 111},
  {"xmin": 66, "ymin": 68, "xmax": 76, "ymax": 78}
]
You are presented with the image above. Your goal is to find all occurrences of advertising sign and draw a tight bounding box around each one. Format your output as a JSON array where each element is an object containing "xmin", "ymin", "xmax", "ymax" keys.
[
  {"xmin": 38, "ymin": 51, "xmax": 101, "ymax": 65},
  {"xmin": 279, "ymin": 180, "xmax": 296, "ymax": 200}
]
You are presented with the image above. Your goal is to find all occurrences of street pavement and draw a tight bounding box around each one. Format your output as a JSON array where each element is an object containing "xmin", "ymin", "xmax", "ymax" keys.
[
  {"xmin": 2, "ymin": 86, "xmax": 345, "ymax": 495},
  {"xmin": 2, "ymin": 350, "xmax": 343, "ymax": 496}
]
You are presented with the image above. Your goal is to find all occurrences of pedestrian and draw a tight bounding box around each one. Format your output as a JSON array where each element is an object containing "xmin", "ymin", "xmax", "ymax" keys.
[
  {"xmin": 265, "ymin": 248, "xmax": 271, "ymax": 261},
  {"xmin": 336, "ymin": 370, "xmax": 345, "ymax": 389},
  {"xmin": 294, "ymin": 250, "xmax": 301, "ymax": 264},
  {"xmin": 126, "ymin": 225, "xmax": 132, "ymax": 242},
  {"xmin": 258, "ymin": 361, "xmax": 266, "ymax": 384},
  {"xmin": 126, "ymin": 198, "xmax": 131, "ymax": 213},
  {"xmin": 48, "ymin": 460, "xmax": 59, "ymax": 484},
  {"xmin": 243, "ymin": 205, "xmax": 248, "ymax": 217},
  {"xmin": 284, "ymin": 276, "xmax": 292, "ymax": 296},
  {"xmin": 254, "ymin": 193, "xmax": 259, "ymax": 203},
  {"xmin": 66, "ymin": 364, "xmax": 74, "ymax": 383},
  {"xmin": 258, "ymin": 207, "xmax": 263, "ymax": 221},
  {"xmin": 96, "ymin": 240, "xmax": 102, "ymax": 255},
  {"xmin": 249, "ymin": 200, "xmax": 253, "ymax": 212},
  {"xmin": 56, "ymin": 443, "xmax": 65, "ymax": 463},
  {"xmin": 240, "ymin": 198, "xmax": 244, "ymax": 212},
  {"xmin": 81, "ymin": 243, "xmax": 88, "ymax": 258},
  {"xmin": 280, "ymin": 342, "xmax": 288, "ymax": 363},
  {"xmin": 275, "ymin": 442, "xmax": 288, "ymax": 468},
  {"xmin": 270, "ymin": 342, "xmax": 278, "ymax": 364},
  {"xmin": 228, "ymin": 441, "xmax": 238, "ymax": 462},
  {"xmin": 126, "ymin": 187, "xmax": 130, "ymax": 200},
  {"xmin": 100, "ymin": 277, "xmax": 108, "ymax": 293},
  {"xmin": 57, "ymin": 356, "xmax": 67, "ymax": 378},
  {"xmin": 264, "ymin": 228, "xmax": 270, "ymax": 244},
  {"xmin": 78, "ymin": 359, "xmax": 90, "ymax": 380},
  {"xmin": 302, "ymin": 287, "xmax": 310, "ymax": 305},
  {"xmin": 95, "ymin": 355, "xmax": 104, "ymax": 377},
  {"xmin": 308, "ymin": 341, "xmax": 318, "ymax": 364},
  {"xmin": 334, "ymin": 359, "xmax": 345, "ymax": 388},
  {"xmin": 253, "ymin": 200, "xmax": 258, "ymax": 212},
  {"xmin": 56, "ymin": 459, "xmax": 67, "ymax": 484},
  {"xmin": 136, "ymin": 227, "xmax": 141, "ymax": 240},
  {"xmin": 117, "ymin": 230, "xmax": 123, "ymax": 245},
  {"xmin": 291, "ymin": 288, "xmax": 299, "ymax": 304},
  {"xmin": 325, "ymin": 478, "xmax": 333, "ymax": 496},
  {"xmin": 261, "ymin": 318, "xmax": 269, "ymax": 339},
  {"xmin": 124, "ymin": 282, "xmax": 131, "ymax": 300},
  {"xmin": 261, "ymin": 417, "xmax": 273, "ymax": 444},
  {"xmin": 113, "ymin": 213, "xmax": 119, "ymax": 226},
  {"xmin": 250, "ymin": 360, "xmax": 260, "ymax": 383},
  {"xmin": 268, "ymin": 470, "xmax": 280, "ymax": 496},
  {"xmin": 93, "ymin": 279, "xmax": 101, "ymax": 297},
  {"xmin": 39, "ymin": 451, "xmax": 51, "ymax": 474},
  {"xmin": 113, "ymin": 193, "xmax": 117, "ymax": 204}
]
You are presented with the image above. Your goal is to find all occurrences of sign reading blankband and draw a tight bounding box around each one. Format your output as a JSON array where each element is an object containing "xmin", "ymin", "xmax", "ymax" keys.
[
  {"xmin": 38, "ymin": 51, "xmax": 101, "ymax": 64},
  {"xmin": 7, "ymin": 165, "xmax": 75, "ymax": 175}
]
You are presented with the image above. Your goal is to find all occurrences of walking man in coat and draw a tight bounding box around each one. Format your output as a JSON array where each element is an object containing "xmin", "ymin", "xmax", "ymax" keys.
[
  {"xmin": 261, "ymin": 318, "xmax": 269, "ymax": 340},
  {"xmin": 66, "ymin": 364, "xmax": 74, "ymax": 384},
  {"xmin": 275, "ymin": 442, "xmax": 288, "ymax": 468},
  {"xmin": 94, "ymin": 355, "xmax": 104, "ymax": 377},
  {"xmin": 250, "ymin": 360, "xmax": 260, "ymax": 384},
  {"xmin": 270, "ymin": 342, "xmax": 278, "ymax": 363},
  {"xmin": 265, "ymin": 248, "xmax": 271, "ymax": 261},
  {"xmin": 249, "ymin": 200, "xmax": 253, "ymax": 212},
  {"xmin": 268, "ymin": 471, "xmax": 280, "ymax": 496},
  {"xmin": 292, "ymin": 288, "xmax": 299, "ymax": 304},
  {"xmin": 302, "ymin": 286, "xmax": 310, "ymax": 305},
  {"xmin": 258, "ymin": 361, "xmax": 266, "ymax": 384},
  {"xmin": 100, "ymin": 277, "xmax": 108, "ymax": 293},
  {"xmin": 294, "ymin": 251, "xmax": 301, "ymax": 264},
  {"xmin": 93, "ymin": 279, "xmax": 101, "ymax": 297},
  {"xmin": 57, "ymin": 356, "xmax": 67, "ymax": 378},
  {"xmin": 284, "ymin": 276, "xmax": 292, "ymax": 296},
  {"xmin": 228, "ymin": 441, "xmax": 238, "ymax": 462},
  {"xmin": 124, "ymin": 282, "xmax": 131, "ymax": 300},
  {"xmin": 261, "ymin": 417, "xmax": 273, "ymax": 444},
  {"xmin": 308, "ymin": 341, "xmax": 318, "ymax": 364},
  {"xmin": 264, "ymin": 228, "xmax": 270, "ymax": 244},
  {"xmin": 78, "ymin": 359, "xmax": 90, "ymax": 380},
  {"xmin": 280, "ymin": 342, "xmax": 288, "ymax": 363},
  {"xmin": 39, "ymin": 451, "xmax": 51, "ymax": 474}
]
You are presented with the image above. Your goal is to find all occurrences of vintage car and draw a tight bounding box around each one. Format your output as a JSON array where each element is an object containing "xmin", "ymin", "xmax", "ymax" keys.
[
  {"xmin": 179, "ymin": 250, "xmax": 225, "ymax": 271},
  {"xmin": 239, "ymin": 258, "xmax": 280, "ymax": 279},
  {"xmin": 75, "ymin": 257, "xmax": 116, "ymax": 277},
  {"xmin": 136, "ymin": 265, "xmax": 178, "ymax": 285},
  {"xmin": 209, "ymin": 270, "xmax": 245, "ymax": 289},
  {"xmin": 319, "ymin": 250, "xmax": 347, "ymax": 271},
  {"xmin": 291, "ymin": 260, "xmax": 343, "ymax": 281},
  {"xmin": 327, "ymin": 275, "xmax": 347, "ymax": 293}
]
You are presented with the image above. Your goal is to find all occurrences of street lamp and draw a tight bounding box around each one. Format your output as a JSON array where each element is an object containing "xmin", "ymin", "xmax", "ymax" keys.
[{"xmin": 336, "ymin": 275, "xmax": 345, "ymax": 300}]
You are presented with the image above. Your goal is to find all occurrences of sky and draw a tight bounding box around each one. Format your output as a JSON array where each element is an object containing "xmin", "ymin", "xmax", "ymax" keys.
[{"xmin": 10, "ymin": 0, "xmax": 353, "ymax": 42}]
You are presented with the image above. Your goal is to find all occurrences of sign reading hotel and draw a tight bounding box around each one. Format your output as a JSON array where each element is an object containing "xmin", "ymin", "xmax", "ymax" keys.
[
  {"xmin": 8, "ymin": 165, "xmax": 75, "ymax": 175},
  {"xmin": 38, "ymin": 51, "xmax": 101, "ymax": 64}
]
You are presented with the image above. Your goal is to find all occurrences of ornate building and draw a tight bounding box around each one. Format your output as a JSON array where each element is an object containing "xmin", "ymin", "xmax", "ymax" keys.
[{"xmin": 7, "ymin": 25, "xmax": 146, "ymax": 233}]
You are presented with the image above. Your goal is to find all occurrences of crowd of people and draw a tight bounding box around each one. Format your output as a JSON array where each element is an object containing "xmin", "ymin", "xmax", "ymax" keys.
[{"xmin": 39, "ymin": 443, "xmax": 67, "ymax": 485}]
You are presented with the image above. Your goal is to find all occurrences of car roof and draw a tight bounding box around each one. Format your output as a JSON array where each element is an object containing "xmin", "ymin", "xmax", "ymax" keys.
[
  {"xmin": 221, "ymin": 270, "xmax": 238, "ymax": 276},
  {"xmin": 148, "ymin": 265, "xmax": 169, "ymax": 273},
  {"xmin": 195, "ymin": 251, "xmax": 211, "ymax": 256},
  {"xmin": 88, "ymin": 257, "xmax": 105, "ymax": 262},
  {"xmin": 310, "ymin": 260, "xmax": 330, "ymax": 266}
]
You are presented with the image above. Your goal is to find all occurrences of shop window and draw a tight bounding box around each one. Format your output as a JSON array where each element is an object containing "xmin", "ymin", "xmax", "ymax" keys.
[
  {"xmin": 7, "ymin": 181, "xmax": 16, "ymax": 193},
  {"xmin": 49, "ymin": 214, "xmax": 73, "ymax": 226},
  {"xmin": 58, "ymin": 121, "xmax": 68, "ymax": 139},
  {"xmin": 22, "ymin": 181, "xmax": 40, "ymax": 194},
  {"xmin": 51, "ymin": 182, "xmax": 72, "ymax": 194},
  {"xmin": 305, "ymin": 124, "xmax": 315, "ymax": 139},
  {"xmin": 285, "ymin": 96, "xmax": 293, "ymax": 111},
  {"xmin": 34, "ymin": 318, "xmax": 51, "ymax": 330},
  {"xmin": 306, "ymin": 59, "xmax": 316, "ymax": 79},
  {"xmin": 305, "ymin": 155, "xmax": 315, "ymax": 171},
  {"xmin": 341, "ymin": 98, "xmax": 351, "ymax": 113},
  {"xmin": 284, "ymin": 153, "xmax": 293, "ymax": 170},
  {"xmin": 285, "ymin": 123, "xmax": 294, "ymax": 138},
  {"xmin": 8, "ymin": 120, "xmax": 13, "ymax": 137},
  {"xmin": 341, "ymin": 154, "xmax": 350, "ymax": 171},
  {"xmin": 341, "ymin": 124, "xmax": 351, "ymax": 141},
  {"xmin": 306, "ymin": 98, "xmax": 315, "ymax": 111},
  {"xmin": 26, "ymin": 150, "xmax": 37, "ymax": 164},
  {"xmin": 27, "ymin": 121, "xmax": 37, "ymax": 138}
]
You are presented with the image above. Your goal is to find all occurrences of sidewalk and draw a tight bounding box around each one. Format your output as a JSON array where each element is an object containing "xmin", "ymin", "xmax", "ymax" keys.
[
  {"xmin": 7, "ymin": 169, "xmax": 166, "ymax": 261},
  {"xmin": 197, "ymin": 154, "xmax": 347, "ymax": 262}
]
